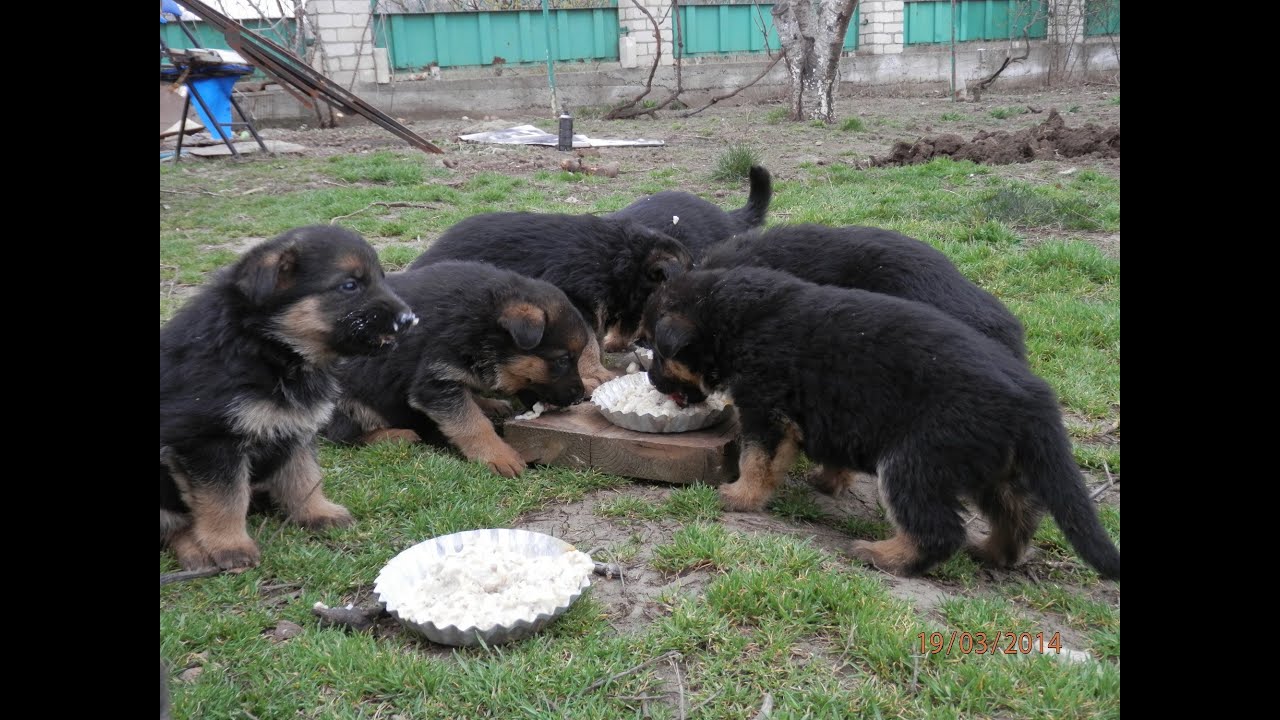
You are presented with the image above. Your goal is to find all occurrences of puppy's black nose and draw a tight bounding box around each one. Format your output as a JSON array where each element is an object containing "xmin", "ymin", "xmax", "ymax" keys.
[{"xmin": 393, "ymin": 311, "xmax": 419, "ymax": 333}]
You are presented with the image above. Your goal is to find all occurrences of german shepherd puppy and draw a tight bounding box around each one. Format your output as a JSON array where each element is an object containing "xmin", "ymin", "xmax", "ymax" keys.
[
  {"xmin": 608, "ymin": 165, "xmax": 773, "ymax": 263},
  {"xmin": 324, "ymin": 261, "xmax": 592, "ymax": 477},
  {"xmin": 408, "ymin": 213, "xmax": 691, "ymax": 392},
  {"xmin": 641, "ymin": 267, "xmax": 1120, "ymax": 580},
  {"xmin": 160, "ymin": 226, "xmax": 416, "ymax": 570}
]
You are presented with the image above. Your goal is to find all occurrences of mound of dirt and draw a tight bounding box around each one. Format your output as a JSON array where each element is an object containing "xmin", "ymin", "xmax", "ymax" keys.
[{"xmin": 871, "ymin": 109, "xmax": 1119, "ymax": 167}]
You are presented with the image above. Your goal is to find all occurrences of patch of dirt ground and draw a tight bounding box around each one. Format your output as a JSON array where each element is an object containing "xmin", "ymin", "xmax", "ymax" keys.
[
  {"xmin": 512, "ymin": 475, "xmax": 1118, "ymax": 646},
  {"xmin": 870, "ymin": 108, "xmax": 1119, "ymax": 167}
]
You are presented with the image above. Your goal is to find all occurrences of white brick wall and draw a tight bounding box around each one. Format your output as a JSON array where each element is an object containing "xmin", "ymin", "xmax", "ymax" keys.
[
  {"xmin": 860, "ymin": 0, "xmax": 904, "ymax": 55},
  {"xmin": 316, "ymin": 13, "xmax": 352, "ymax": 29},
  {"xmin": 326, "ymin": 42, "xmax": 358, "ymax": 57},
  {"xmin": 333, "ymin": 0, "xmax": 370, "ymax": 13},
  {"xmin": 334, "ymin": 26, "xmax": 369, "ymax": 43}
]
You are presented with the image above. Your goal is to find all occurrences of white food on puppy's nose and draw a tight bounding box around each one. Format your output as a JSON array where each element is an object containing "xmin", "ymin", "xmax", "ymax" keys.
[{"xmin": 672, "ymin": 215, "xmax": 680, "ymax": 225}]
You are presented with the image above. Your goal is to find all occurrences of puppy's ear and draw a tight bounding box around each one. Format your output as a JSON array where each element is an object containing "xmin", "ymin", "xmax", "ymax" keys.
[
  {"xmin": 235, "ymin": 244, "xmax": 298, "ymax": 306},
  {"xmin": 655, "ymin": 314, "xmax": 696, "ymax": 358},
  {"xmin": 499, "ymin": 302, "xmax": 547, "ymax": 350}
]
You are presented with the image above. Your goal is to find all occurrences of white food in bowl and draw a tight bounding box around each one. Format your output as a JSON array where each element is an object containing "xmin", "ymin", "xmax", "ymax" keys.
[
  {"xmin": 395, "ymin": 543, "xmax": 594, "ymax": 630},
  {"xmin": 591, "ymin": 373, "xmax": 733, "ymax": 433}
]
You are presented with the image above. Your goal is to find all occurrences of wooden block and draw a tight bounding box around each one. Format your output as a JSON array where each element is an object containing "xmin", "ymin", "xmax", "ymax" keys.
[{"xmin": 504, "ymin": 403, "xmax": 739, "ymax": 485}]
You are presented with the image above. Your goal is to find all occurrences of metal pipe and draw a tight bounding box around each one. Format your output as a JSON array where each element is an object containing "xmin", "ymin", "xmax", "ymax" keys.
[
  {"xmin": 950, "ymin": 0, "xmax": 957, "ymax": 101},
  {"xmin": 541, "ymin": 0, "xmax": 559, "ymax": 115}
]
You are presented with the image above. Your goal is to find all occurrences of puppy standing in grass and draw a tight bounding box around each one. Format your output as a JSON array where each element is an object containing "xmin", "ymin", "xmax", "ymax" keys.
[
  {"xmin": 409, "ymin": 213, "xmax": 692, "ymax": 393},
  {"xmin": 160, "ymin": 226, "xmax": 417, "ymax": 571},
  {"xmin": 641, "ymin": 267, "xmax": 1120, "ymax": 580},
  {"xmin": 323, "ymin": 261, "xmax": 593, "ymax": 477},
  {"xmin": 701, "ymin": 223, "xmax": 1029, "ymax": 496}
]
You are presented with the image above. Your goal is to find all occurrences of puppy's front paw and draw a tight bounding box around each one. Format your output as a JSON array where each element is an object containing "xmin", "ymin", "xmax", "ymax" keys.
[
  {"xmin": 201, "ymin": 535, "xmax": 261, "ymax": 571},
  {"xmin": 849, "ymin": 539, "xmax": 912, "ymax": 576},
  {"xmin": 718, "ymin": 480, "xmax": 771, "ymax": 512},
  {"xmin": 483, "ymin": 441, "xmax": 527, "ymax": 478},
  {"xmin": 361, "ymin": 428, "xmax": 421, "ymax": 444},
  {"xmin": 475, "ymin": 396, "xmax": 515, "ymax": 419},
  {"xmin": 294, "ymin": 499, "xmax": 355, "ymax": 530}
]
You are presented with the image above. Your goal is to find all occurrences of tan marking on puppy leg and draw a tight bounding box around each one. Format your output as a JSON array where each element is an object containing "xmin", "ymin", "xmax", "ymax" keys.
[
  {"xmin": 720, "ymin": 427, "xmax": 800, "ymax": 512},
  {"xmin": 178, "ymin": 465, "xmax": 259, "ymax": 571},
  {"xmin": 850, "ymin": 534, "xmax": 921, "ymax": 576},
  {"xmin": 360, "ymin": 428, "xmax": 422, "ymax": 444},
  {"xmin": 436, "ymin": 396, "xmax": 526, "ymax": 477},
  {"xmin": 267, "ymin": 443, "xmax": 354, "ymax": 529},
  {"xmin": 167, "ymin": 526, "xmax": 214, "ymax": 571},
  {"xmin": 578, "ymin": 337, "xmax": 618, "ymax": 395}
]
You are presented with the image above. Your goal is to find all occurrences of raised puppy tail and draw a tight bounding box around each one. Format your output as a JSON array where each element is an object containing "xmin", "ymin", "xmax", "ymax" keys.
[
  {"xmin": 1019, "ymin": 422, "xmax": 1120, "ymax": 581},
  {"xmin": 728, "ymin": 165, "xmax": 772, "ymax": 229}
]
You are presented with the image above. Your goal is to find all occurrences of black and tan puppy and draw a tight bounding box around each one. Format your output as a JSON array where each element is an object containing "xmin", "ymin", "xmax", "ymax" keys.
[
  {"xmin": 607, "ymin": 165, "xmax": 773, "ymax": 263},
  {"xmin": 641, "ymin": 267, "xmax": 1120, "ymax": 580},
  {"xmin": 702, "ymin": 223, "xmax": 1026, "ymax": 360},
  {"xmin": 324, "ymin": 261, "xmax": 592, "ymax": 477},
  {"xmin": 408, "ymin": 213, "xmax": 692, "ymax": 391},
  {"xmin": 160, "ymin": 226, "xmax": 416, "ymax": 571}
]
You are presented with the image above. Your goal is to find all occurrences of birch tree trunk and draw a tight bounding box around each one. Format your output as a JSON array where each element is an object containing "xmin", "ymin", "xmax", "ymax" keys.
[{"xmin": 771, "ymin": 0, "xmax": 858, "ymax": 123}]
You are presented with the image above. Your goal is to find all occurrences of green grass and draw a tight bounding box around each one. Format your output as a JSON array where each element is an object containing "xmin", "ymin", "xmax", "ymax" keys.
[
  {"xmin": 161, "ymin": 136, "xmax": 1119, "ymax": 718},
  {"xmin": 839, "ymin": 116, "xmax": 866, "ymax": 132},
  {"xmin": 989, "ymin": 106, "xmax": 1030, "ymax": 120},
  {"xmin": 1109, "ymin": 95, "xmax": 1120, "ymax": 106},
  {"xmin": 712, "ymin": 144, "xmax": 761, "ymax": 181},
  {"xmin": 940, "ymin": 111, "xmax": 964, "ymax": 122},
  {"xmin": 764, "ymin": 107, "xmax": 790, "ymax": 124}
]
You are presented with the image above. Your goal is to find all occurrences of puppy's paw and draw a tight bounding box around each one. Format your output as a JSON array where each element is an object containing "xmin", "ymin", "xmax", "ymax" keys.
[
  {"xmin": 475, "ymin": 396, "xmax": 515, "ymax": 419},
  {"xmin": 483, "ymin": 442, "xmax": 527, "ymax": 478},
  {"xmin": 170, "ymin": 530, "xmax": 216, "ymax": 571},
  {"xmin": 204, "ymin": 536, "xmax": 261, "ymax": 571},
  {"xmin": 849, "ymin": 539, "xmax": 911, "ymax": 576},
  {"xmin": 360, "ymin": 428, "xmax": 421, "ymax": 444},
  {"xmin": 718, "ymin": 480, "xmax": 770, "ymax": 512},
  {"xmin": 294, "ymin": 500, "xmax": 355, "ymax": 530}
]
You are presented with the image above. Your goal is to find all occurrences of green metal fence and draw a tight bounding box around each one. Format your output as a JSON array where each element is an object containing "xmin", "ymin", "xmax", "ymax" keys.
[
  {"xmin": 160, "ymin": 19, "xmax": 300, "ymax": 57},
  {"xmin": 904, "ymin": 0, "xmax": 1048, "ymax": 45},
  {"xmin": 676, "ymin": 3, "xmax": 858, "ymax": 56},
  {"xmin": 375, "ymin": 8, "xmax": 620, "ymax": 70},
  {"xmin": 1085, "ymin": 0, "xmax": 1119, "ymax": 36}
]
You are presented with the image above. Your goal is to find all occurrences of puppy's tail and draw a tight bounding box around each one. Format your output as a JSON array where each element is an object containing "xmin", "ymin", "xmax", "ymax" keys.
[
  {"xmin": 1019, "ymin": 422, "xmax": 1120, "ymax": 581},
  {"xmin": 728, "ymin": 165, "xmax": 772, "ymax": 229}
]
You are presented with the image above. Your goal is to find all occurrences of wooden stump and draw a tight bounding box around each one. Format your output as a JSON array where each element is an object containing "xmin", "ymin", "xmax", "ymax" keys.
[{"xmin": 504, "ymin": 403, "xmax": 739, "ymax": 485}]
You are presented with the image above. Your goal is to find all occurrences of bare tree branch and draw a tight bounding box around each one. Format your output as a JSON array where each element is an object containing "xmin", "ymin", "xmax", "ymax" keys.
[{"xmin": 682, "ymin": 51, "xmax": 786, "ymax": 117}]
